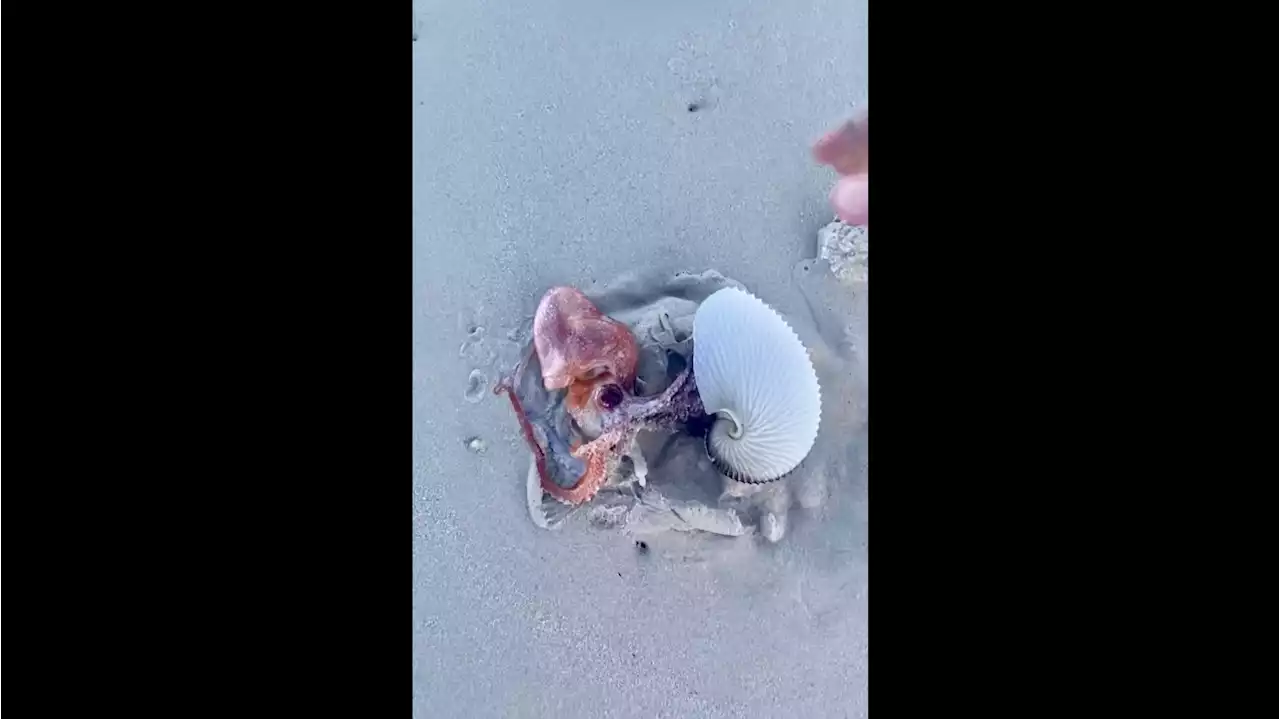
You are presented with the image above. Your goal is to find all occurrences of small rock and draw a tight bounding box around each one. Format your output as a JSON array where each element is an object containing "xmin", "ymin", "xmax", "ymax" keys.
[
  {"xmin": 464, "ymin": 436, "xmax": 487, "ymax": 454},
  {"xmin": 817, "ymin": 220, "xmax": 868, "ymax": 286},
  {"xmin": 761, "ymin": 512, "xmax": 786, "ymax": 543}
]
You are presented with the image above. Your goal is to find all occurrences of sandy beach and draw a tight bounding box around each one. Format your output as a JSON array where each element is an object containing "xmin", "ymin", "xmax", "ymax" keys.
[{"xmin": 414, "ymin": 1, "xmax": 867, "ymax": 715}]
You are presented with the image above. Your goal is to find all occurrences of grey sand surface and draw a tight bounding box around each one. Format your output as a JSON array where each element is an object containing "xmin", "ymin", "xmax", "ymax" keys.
[{"xmin": 414, "ymin": 1, "xmax": 867, "ymax": 716}]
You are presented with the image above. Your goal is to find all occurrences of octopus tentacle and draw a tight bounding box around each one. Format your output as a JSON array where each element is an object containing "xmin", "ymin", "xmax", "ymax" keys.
[
  {"xmin": 503, "ymin": 286, "xmax": 704, "ymax": 508},
  {"xmin": 539, "ymin": 426, "xmax": 628, "ymax": 505},
  {"xmin": 497, "ymin": 368, "xmax": 627, "ymax": 507}
]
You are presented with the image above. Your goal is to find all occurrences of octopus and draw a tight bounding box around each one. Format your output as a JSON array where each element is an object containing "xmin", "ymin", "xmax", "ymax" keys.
[{"xmin": 496, "ymin": 287, "xmax": 705, "ymax": 505}]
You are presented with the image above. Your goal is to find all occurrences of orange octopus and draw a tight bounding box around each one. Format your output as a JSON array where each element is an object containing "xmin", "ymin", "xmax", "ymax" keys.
[{"xmin": 497, "ymin": 286, "xmax": 704, "ymax": 506}]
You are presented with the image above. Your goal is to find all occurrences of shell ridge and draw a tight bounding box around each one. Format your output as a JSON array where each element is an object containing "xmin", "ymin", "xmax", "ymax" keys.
[{"xmin": 692, "ymin": 287, "xmax": 822, "ymax": 483}]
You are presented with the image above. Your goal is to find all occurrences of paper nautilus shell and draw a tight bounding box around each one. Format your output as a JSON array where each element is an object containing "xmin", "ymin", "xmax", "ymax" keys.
[{"xmin": 693, "ymin": 287, "xmax": 822, "ymax": 483}]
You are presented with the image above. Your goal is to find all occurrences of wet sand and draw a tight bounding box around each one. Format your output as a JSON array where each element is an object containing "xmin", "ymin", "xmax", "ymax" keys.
[{"xmin": 413, "ymin": 1, "xmax": 867, "ymax": 716}]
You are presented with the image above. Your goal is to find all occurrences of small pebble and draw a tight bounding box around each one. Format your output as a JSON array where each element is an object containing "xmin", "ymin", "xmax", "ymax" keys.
[
  {"xmin": 761, "ymin": 512, "xmax": 786, "ymax": 543},
  {"xmin": 464, "ymin": 436, "xmax": 487, "ymax": 454}
]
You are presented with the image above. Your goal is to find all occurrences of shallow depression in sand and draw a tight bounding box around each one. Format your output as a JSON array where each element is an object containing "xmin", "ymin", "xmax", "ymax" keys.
[{"xmin": 484, "ymin": 259, "xmax": 867, "ymax": 551}]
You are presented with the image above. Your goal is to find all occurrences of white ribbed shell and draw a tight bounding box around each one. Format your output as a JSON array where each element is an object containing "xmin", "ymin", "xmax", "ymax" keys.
[{"xmin": 693, "ymin": 287, "xmax": 822, "ymax": 482}]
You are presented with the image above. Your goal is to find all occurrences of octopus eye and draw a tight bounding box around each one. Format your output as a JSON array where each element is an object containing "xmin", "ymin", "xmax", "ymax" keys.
[{"xmin": 597, "ymin": 384, "xmax": 624, "ymax": 409}]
